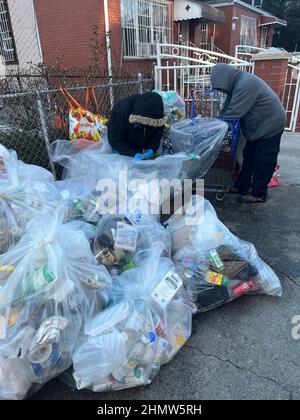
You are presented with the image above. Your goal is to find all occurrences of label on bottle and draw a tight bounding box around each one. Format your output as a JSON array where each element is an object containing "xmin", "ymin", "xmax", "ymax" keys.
[
  {"xmin": 206, "ymin": 271, "xmax": 228, "ymax": 287},
  {"xmin": 112, "ymin": 363, "xmax": 135, "ymax": 382},
  {"xmin": 114, "ymin": 222, "xmax": 138, "ymax": 252},
  {"xmin": 208, "ymin": 249, "xmax": 224, "ymax": 271},
  {"xmin": 151, "ymin": 271, "xmax": 183, "ymax": 308}
]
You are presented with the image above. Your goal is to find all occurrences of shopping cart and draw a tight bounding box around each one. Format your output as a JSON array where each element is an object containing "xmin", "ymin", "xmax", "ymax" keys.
[
  {"xmin": 204, "ymin": 118, "xmax": 241, "ymax": 201},
  {"xmin": 190, "ymin": 89, "xmax": 241, "ymax": 202}
]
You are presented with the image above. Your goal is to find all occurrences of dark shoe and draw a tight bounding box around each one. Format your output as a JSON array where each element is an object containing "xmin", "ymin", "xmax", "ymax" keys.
[{"xmin": 238, "ymin": 194, "xmax": 267, "ymax": 204}]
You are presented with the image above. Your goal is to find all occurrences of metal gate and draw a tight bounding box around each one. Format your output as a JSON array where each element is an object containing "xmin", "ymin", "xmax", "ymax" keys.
[
  {"xmin": 283, "ymin": 63, "xmax": 300, "ymax": 132},
  {"xmin": 155, "ymin": 43, "xmax": 254, "ymax": 104}
]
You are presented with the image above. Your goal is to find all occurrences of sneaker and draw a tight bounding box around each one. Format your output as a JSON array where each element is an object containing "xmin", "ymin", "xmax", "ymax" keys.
[{"xmin": 238, "ymin": 194, "xmax": 267, "ymax": 204}]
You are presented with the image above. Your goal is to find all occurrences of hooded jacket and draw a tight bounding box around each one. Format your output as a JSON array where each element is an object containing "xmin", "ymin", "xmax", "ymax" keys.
[
  {"xmin": 108, "ymin": 92, "xmax": 165, "ymax": 156},
  {"xmin": 211, "ymin": 64, "xmax": 286, "ymax": 141}
]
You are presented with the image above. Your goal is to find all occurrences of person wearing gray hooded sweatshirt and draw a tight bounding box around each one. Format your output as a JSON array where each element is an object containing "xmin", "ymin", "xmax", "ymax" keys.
[{"xmin": 211, "ymin": 63, "xmax": 286, "ymax": 203}]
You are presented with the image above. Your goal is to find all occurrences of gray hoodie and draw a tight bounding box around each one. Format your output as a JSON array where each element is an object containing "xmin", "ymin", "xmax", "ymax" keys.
[{"xmin": 211, "ymin": 64, "xmax": 286, "ymax": 141}]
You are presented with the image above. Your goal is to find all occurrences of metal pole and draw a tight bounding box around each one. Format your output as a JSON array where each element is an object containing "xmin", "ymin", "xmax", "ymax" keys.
[
  {"xmin": 292, "ymin": 69, "xmax": 300, "ymax": 132},
  {"xmin": 156, "ymin": 39, "xmax": 162, "ymax": 90},
  {"xmin": 104, "ymin": 0, "xmax": 114, "ymax": 110},
  {"xmin": 138, "ymin": 73, "xmax": 143, "ymax": 94},
  {"xmin": 36, "ymin": 91, "xmax": 57, "ymax": 178}
]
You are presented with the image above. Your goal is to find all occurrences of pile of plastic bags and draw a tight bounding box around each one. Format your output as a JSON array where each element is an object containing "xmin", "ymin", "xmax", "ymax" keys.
[
  {"xmin": 0, "ymin": 90, "xmax": 283, "ymax": 399},
  {"xmin": 0, "ymin": 206, "xmax": 111, "ymax": 399}
]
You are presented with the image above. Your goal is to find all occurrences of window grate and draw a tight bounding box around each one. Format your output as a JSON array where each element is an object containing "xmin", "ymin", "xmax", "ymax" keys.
[
  {"xmin": 0, "ymin": 0, "xmax": 17, "ymax": 64},
  {"xmin": 121, "ymin": 0, "xmax": 173, "ymax": 58}
]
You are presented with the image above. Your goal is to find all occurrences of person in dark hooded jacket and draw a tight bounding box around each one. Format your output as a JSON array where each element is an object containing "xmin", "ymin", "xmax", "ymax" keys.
[
  {"xmin": 211, "ymin": 63, "xmax": 286, "ymax": 203},
  {"xmin": 108, "ymin": 92, "xmax": 165, "ymax": 158}
]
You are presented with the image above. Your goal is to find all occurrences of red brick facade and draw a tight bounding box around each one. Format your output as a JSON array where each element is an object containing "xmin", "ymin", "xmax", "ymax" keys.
[
  {"xmin": 208, "ymin": 4, "xmax": 274, "ymax": 56},
  {"xmin": 34, "ymin": 0, "xmax": 174, "ymax": 77},
  {"xmin": 34, "ymin": 0, "xmax": 106, "ymax": 69},
  {"xmin": 254, "ymin": 58, "xmax": 289, "ymax": 101}
]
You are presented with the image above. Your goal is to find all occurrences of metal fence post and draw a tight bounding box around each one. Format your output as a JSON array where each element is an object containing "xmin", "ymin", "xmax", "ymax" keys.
[
  {"xmin": 36, "ymin": 91, "xmax": 57, "ymax": 178},
  {"xmin": 138, "ymin": 73, "xmax": 143, "ymax": 94}
]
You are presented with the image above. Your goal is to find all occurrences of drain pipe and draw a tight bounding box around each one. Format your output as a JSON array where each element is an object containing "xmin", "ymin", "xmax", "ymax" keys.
[{"xmin": 103, "ymin": 0, "xmax": 114, "ymax": 109}]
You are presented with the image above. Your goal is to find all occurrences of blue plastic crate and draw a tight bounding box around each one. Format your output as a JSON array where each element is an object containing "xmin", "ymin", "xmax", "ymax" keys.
[{"xmin": 219, "ymin": 118, "xmax": 241, "ymax": 157}]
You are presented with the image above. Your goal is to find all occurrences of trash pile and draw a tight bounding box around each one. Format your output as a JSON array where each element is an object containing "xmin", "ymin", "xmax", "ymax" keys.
[
  {"xmin": 0, "ymin": 147, "xmax": 59, "ymax": 254},
  {"xmin": 0, "ymin": 206, "xmax": 111, "ymax": 400},
  {"xmin": 166, "ymin": 196, "xmax": 282, "ymax": 312},
  {"xmin": 0, "ymin": 90, "xmax": 283, "ymax": 399},
  {"xmin": 72, "ymin": 248, "xmax": 192, "ymax": 392}
]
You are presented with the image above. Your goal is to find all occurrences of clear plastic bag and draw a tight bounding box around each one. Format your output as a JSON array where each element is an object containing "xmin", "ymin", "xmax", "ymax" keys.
[
  {"xmin": 0, "ymin": 149, "xmax": 59, "ymax": 254},
  {"xmin": 166, "ymin": 195, "xmax": 282, "ymax": 313},
  {"xmin": 0, "ymin": 144, "xmax": 54, "ymax": 183},
  {"xmin": 53, "ymin": 117, "xmax": 227, "ymax": 182},
  {"xmin": 72, "ymin": 249, "xmax": 192, "ymax": 392},
  {"xmin": 0, "ymin": 206, "xmax": 111, "ymax": 400},
  {"xmin": 170, "ymin": 116, "xmax": 228, "ymax": 179},
  {"xmin": 51, "ymin": 138, "xmax": 112, "ymax": 179},
  {"xmin": 93, "ymin": 213, "xmax": 171, "ymax": 275}
]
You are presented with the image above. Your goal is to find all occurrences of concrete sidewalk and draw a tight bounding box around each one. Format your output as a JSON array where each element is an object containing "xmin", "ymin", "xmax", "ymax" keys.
[{"xmin": 32, "ymin": 132, "xmax": 300, "ymax": 400}]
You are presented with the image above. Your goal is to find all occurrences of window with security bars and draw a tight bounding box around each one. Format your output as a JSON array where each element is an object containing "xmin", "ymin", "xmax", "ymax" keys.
[
  {"xmin": 121, "ymin": 0, "xmax": 173, "ymax": 58},
  {"xmin": 0, "ymin": 0, "xmax": 17, "ymax": 63}
]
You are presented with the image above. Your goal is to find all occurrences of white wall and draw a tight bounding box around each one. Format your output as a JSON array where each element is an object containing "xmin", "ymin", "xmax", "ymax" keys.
[{"xmin": 7, "ymin": 0, "xmax": 42, "ymax": 68}]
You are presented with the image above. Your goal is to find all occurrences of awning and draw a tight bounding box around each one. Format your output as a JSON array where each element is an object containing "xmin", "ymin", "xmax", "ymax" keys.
[
  {"xmin": 259, "ymin": 16, "xmax": 287, "ymax": 27},
  {"xmin": 174, "ymin": 0, "xmax": 225, "ymax": 23}
]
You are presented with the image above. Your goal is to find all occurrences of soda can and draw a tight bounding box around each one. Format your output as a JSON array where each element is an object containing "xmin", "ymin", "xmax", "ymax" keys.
[
  {"xmin": 30, "ymin": 347, "xmax": 61, "ymax": 378},
  {"xmin": 232, "ymin": 278, "xmax": 258, "ymax": 298}
]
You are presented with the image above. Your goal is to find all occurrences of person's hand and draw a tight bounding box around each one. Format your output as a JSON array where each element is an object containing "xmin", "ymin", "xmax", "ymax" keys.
[
  {"xmin": 134, "ymin": 153, "xmax": 144, "ymax": 160},
  {"xmin": 144, "ymin": 149, "xmax": 154, "ymax": 159}
]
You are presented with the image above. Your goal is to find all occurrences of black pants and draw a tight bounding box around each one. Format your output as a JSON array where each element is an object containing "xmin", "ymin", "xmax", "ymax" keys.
[{"xmin": 235, "ymin": 131, "xmax": 282, "ymax": 198}]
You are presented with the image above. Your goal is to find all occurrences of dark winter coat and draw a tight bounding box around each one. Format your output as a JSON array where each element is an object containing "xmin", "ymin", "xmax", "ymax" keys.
[
  {"xmin": 211, "ymin": 64, "xmax": 286, "ymax": 141},
  {"xmin": 108, "ymin": 92, "xmax": 165, "ymax": 156}
]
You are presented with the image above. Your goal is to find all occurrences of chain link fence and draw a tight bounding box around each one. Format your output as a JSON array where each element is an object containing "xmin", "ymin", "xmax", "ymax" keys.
[{"xmin": 0, "ymin": 75, "xmax": 154, "ymax": 176}]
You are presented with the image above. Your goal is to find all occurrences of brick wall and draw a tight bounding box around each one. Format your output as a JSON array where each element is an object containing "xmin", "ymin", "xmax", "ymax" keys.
[
  {"xmin": 208, "ymin": 5, "xmax": 274, "ymax": 56},
  {"xmin": 211, "ymin": 6, "xmax": 233, "ymax": 54},
  {"xmin": 34, "ymin": 0, "xmax": 106, "ymax": 69},
  {"xmin": 34, "ymin": 0, "xmax": 174, "ymax": 78},
  {"xmin": 253, "ymin": 58, "xmax": 289, "ymax": 101}
]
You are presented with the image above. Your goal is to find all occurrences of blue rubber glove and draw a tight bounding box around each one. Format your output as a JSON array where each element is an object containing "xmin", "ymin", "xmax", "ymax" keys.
[
  {"xmin": 134, "ymin": 153, "xmax": 144, "ymax": 160},
  {"xmin": 143, "ymin": 149, "xmax": 154, "ymax": 159}
]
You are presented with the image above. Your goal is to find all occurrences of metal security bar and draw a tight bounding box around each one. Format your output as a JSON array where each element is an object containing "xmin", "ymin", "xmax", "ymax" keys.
[
  {"xmin": 283, "ymin": 64, "xmax": 300, "ymax": 132},
  {"xmin": 121, "ymin": 0, "xmax": 173, "ymax": 58},
  {"xmin": 155, "ymin": 43, "xmax": 254, "ymax": 106},
  {"xmin": 0, "ymin": 0, "xmax": 17, "ymax": 63}
]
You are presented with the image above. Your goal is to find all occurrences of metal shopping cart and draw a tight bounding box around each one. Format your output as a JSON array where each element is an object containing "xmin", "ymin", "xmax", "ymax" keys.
[
  {"xmin": 204, "ymin": 118, "xmax": 241, "ymax": 201},
  {"xmin": 190, "ymin": 89, "xmax": 241, "ymax": 202}
]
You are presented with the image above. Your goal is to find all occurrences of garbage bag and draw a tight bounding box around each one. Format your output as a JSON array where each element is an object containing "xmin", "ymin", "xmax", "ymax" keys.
[
  {"xmin": 52, "ymin": 116, "xmax": 227, "ymax": 214},
  {"xmin": 170, "ymin": 116, "xmax": 228, "ymax": 179},
  {"xmin": 72, "ymin": 248, "xmax": 192, "ymax": 392},
  {"xmin": 0, "ymin": 149, "xmax": 59, "ymax": 254},
  {"xmin": 0, "ymin": 206, "xmax": 111, "ymax": 400},
  {"xmin": 0, "ymin": 144, "xmax": 54, "ymax": 183},
  {"xmin": 165, "ymin": 195, "xmax": 282, "ymax": 313},
  {"xmin": 93, "ymin": 213, "xmax": 171, "ymax": 275},
  {"xmin": 52, "ymin": 116, "xmax": 227, "ymax": 187},
  {"xmin": 52, "ymin": 141, "xmax": 185, "ymax": 216},
  {"xmin": 51, "ymin": 137, "xmax": 112, "ymax": 179}
]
